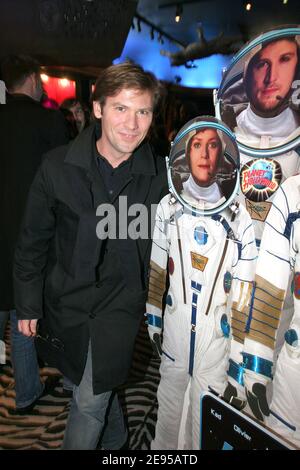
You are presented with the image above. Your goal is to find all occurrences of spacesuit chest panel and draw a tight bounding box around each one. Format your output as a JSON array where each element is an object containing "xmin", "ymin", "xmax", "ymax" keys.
[
  {"xmin": 238, "ymin": 150, "xmax": 300, "ymax": 240},
  {"xmin": 169, "ymin": 211, "xmax": 237, "ymax": 305}
]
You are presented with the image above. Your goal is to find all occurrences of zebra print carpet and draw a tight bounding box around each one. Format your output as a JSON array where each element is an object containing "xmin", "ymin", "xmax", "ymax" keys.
[{"xmin": 0, "ymin": 321, "xmax": 160, "ymax": 450}]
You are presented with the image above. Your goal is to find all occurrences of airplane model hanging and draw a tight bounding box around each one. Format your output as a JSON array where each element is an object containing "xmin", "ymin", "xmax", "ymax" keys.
[{"xmin": 160, "ymin": 26, "xmax": 243, "ymax": 68}]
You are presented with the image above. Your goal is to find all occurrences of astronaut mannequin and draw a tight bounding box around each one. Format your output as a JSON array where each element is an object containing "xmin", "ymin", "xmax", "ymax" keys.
[
  {"xmin": 216, "ymin": 27, "xmax": 300, "ymax": 434},
  {"xmin": 146, "ymin": 117, "xmax": 257, "ymax": 450},
  {"xmin": 243, "ymin": 174, "xmax": 300, "ymax": 447},
  {"xmin": 218, "ymin": 27, "xmax": 300, "ymax": 242},
  {"xmin": 235, "ymin": 34, "xmax": 300, "ymax": 245}
]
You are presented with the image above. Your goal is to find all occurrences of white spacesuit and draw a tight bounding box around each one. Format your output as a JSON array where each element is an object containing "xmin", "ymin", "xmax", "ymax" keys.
[
  {"xmin": 146, "ymin": 118, "xmax": 257, "ymax": 450},
  {"xmin": 243, "ymin": 174, "xmax": 300, "ymax": 447},
  {"xmin": 216, "ymin": 28, "xmax": 300, "ymax": 411},
  {"xmin": 235, "ymin": 109, "xmax": 300, "ymax": 364}
]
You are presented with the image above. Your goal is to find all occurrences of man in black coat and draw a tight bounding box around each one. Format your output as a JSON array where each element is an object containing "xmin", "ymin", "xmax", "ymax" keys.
[
  {"xmin": 0, "ymin": 55, "xmax": 69, "ymax": 410},
  {"xmin": 14, "ymin": 62, "xmax": 168, "ymax": 449}
]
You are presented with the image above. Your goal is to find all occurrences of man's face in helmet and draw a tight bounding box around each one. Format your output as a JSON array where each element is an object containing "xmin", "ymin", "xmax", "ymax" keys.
[{"xmin": 247, "ymin": 39, "xmax": 298, "ymax": 114}]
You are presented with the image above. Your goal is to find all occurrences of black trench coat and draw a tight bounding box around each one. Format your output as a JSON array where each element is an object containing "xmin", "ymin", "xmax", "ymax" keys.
[{"xmin": 14, "ymin": 124, "xmax": 168, "ymax": 393}]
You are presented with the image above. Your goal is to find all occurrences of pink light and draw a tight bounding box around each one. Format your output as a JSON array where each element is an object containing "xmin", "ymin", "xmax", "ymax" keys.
[{"xmin": 42, "ymin": 76, "xmax": 76, "ymax": 105}]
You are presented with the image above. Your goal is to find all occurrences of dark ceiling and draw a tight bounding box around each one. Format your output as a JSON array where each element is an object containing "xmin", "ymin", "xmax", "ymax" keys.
[{"xmin": 137, "ymin": 0, "xmax": 300, "ymax": 46}]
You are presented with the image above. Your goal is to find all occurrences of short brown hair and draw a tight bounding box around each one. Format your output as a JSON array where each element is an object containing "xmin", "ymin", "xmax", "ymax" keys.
[
  {"xmin": 92, "ymin": 61, "xmax": 161, "ymax": 109},
  {"xmin": 1, "ymin": 54, "xmax": 40, "ymax": 91}
]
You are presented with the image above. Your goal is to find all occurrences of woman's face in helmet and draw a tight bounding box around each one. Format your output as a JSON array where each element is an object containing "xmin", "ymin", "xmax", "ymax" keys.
[{"xmin": 188, "ymin": 128, "xmax": 222, "ymax": 187}]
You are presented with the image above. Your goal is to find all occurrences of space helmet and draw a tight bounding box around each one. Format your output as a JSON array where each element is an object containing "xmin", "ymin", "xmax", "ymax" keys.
[
  {"xmin": 167, "ymin": 115, "xmax": 240, "ymax": 216},
  {"xmin": 216, "ymin": 25, "xmax": 300, "ymax": 158}
]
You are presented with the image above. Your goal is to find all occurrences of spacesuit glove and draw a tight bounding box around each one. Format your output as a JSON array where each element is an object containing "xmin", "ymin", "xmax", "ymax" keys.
[
  {"xmin": 244, "ymin": 370, "xmax": 270, "ymax": 423},
  {"xmin": 223, "ymin": 377, "xmax": 246, "ymax": 411},
  {"xmin": 147, "ymin": 325, "xmax": 162, "ymax": 359}
]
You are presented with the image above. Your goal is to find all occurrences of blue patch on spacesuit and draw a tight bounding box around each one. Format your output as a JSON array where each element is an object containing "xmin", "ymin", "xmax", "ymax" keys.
[
  {"xmin": 227, "ymin": 359, "xmax": 244, "ymax": 386},
  {"xmin": 146, "ymin": 313, "xmax": 162, "ymax": 329},
  {"xmin": 255, "ymin": 238, "xmax": 261, "ymax": 249},
  {"xmin": 221, "ymin": 314, "xmax": 230, "ymax": 338},
  {"xmin": 285, "ymin": 329, "xmax": 298, "ymax": 347},
  {"xmin": 223, "ymin": 272, "xmax": 232, "ymax": 294},
  {"xmin": 194, "ymin": 226, "xmax": 208, "ymax": 245},
  {"xmin": 191, "ymin": 280, "xmax": 202, "ymax": 292},
  {"xmin": 166, "ymin": 294, "xmax": 173, "ymax": 307},
  {"xmin": 284, "ymin": 212, "xmax": 300, "ymax": 241},
  {"xmin": 189, "ymin": 292, "xmax": 198, "ymax": 376},
  {"xmin": 242, "ymin": 352, "xmax": 273, "ymax": 379}
]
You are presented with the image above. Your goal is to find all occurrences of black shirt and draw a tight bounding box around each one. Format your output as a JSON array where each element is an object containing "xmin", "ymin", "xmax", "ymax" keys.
[{"xmin": 94, "ymin": 142, "xmax": 132, "ymax": 201}]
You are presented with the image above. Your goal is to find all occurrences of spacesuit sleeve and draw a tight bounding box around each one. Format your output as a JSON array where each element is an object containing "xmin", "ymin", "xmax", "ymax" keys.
[
  {"xmin": 227, "ymin": 211, "xmax": 258, "ymax": 394},
  {"xmin": 243, "ymin": 184, "xmax": 291, "ymax": 386},
  {"xmin": 146, "ymin": 199, "xmax": 170, "ymax": 342}
]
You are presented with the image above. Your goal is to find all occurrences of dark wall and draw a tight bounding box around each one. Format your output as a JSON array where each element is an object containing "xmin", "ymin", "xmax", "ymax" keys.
[{"xmin": 0, "ymin": 0, "xmax": 137, "ymax": 66}]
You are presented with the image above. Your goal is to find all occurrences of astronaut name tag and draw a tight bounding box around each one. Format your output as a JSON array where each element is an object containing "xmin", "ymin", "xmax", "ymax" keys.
[
  {"xmin": 200, "ymin": 391, "xmax": 296, "ymax": 449},
  {"xmin": 245, "ymin": 199, "xmax": 272, "ymax": 222},
  {"xmin": 191, "ymin": 251, "xmax": 208, "ymax": 271}
]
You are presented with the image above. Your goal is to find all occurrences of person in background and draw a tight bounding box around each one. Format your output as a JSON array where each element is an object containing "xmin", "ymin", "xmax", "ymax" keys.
[
  {"xmin": 60, "ymin": 98, "xmax": 90, "ymax": 136},
  {"xmin": 0, "ymin": 54, "xmax": 69, "ymax": 412}
]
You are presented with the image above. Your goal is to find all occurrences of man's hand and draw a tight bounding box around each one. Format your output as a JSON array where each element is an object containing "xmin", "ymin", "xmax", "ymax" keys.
[{"xmin": 18, "ymin": 319, "xmax": 38, "ymax": 337}]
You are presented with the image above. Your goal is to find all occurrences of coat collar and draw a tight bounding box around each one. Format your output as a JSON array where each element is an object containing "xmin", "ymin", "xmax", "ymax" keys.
[
  {"xmin": 64, "ymin": 122, "xmax": 157, "ymax": 176},
  {"xmin": 6, "ymin": 93, "xmax": 40, "ymax": 105}
]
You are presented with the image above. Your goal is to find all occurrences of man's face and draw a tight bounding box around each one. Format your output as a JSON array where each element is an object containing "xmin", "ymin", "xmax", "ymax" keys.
[
  {"xmin": 93, "ymin": 88, "xmax": 153, "ymax": 166},
  {"xmin": 189, "ymin": 129, "xmax": 221, "ymax": 187},
  {"xmin": 248, "ymin": 39, "xmax": 298, "ymax": 113},
  {"xmin": 70, "ymin": 103, "xmax": 85, "ymax": 124}
]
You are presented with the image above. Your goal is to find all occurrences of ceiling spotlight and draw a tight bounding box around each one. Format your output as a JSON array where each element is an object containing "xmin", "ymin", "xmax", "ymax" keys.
[
  {"xmin": 283, "ymin": 0, "xmax": 288, "ymax": 4},
  {"xmin": 175, "ymin": 4, "xmax": 183, "ymax": 23},
  {"xmin": 59, "ymin": 78, "xmax": 70, "ymax": 88},
  {"xmin": 245, "ymin": 2, "xmax": 252, "ymax": 10},
  {"xmin": 40, "ymin": 73, "xmax": 49, "ymax": 82}
]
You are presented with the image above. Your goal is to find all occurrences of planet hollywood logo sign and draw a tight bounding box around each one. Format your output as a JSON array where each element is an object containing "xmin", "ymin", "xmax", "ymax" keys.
[{"xmin": 240, "ymin": 158, "xmax": 282, "ymax": 202}]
